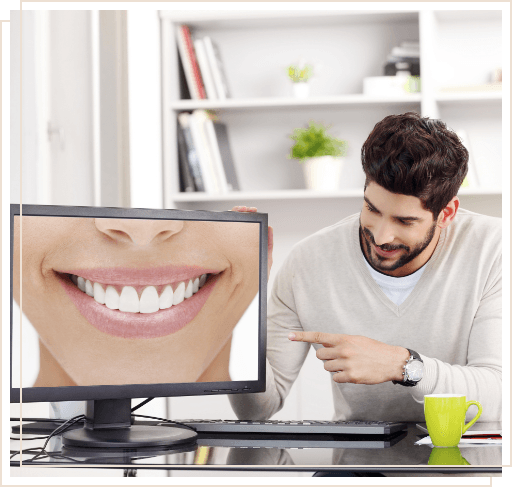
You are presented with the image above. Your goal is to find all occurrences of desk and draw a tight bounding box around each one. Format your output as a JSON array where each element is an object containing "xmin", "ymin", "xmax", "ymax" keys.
[{"xmin": 10, "ymin": 423, "xmax": 502, "ymax": 476}]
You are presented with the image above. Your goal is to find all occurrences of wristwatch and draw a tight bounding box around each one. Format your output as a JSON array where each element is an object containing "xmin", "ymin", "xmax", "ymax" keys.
[{"xmin": 392, "ymin": 348, "xmax": 424, "ymax": 387}]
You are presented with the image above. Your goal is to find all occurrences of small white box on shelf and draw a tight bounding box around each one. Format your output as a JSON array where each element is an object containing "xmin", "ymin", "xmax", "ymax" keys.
[{"xmin": 363, "ymin": 75, "xmax": 420, "ymax": 96}]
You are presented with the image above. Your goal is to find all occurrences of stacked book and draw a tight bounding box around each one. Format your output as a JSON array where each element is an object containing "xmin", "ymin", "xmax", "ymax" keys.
[
  {"xmin": 176, "ymin": 24, "xmax": 231, "ymax": 100},
  {"xmin": 177, "ymin": 110, "xmax": 240, "ymax": 194},
  {"xmin": 383, "ymin": 41, "xmax": 420, "ymax": 77}
]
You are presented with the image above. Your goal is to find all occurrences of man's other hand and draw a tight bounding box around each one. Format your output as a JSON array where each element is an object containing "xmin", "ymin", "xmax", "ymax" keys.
[
  {"xmin": 230, "ymin": 206, "xmax": 273, "ymax": 281},
  {"xmin": 288, "ymin": 331, "xmax": 410, "ymax": 385}
]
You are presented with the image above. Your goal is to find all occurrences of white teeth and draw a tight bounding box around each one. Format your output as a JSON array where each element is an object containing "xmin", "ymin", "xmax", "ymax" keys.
[
  {"xmin": 85, "ymin": 279, "xmax": 94, "ymax": 297},
  {"xmin": 160, "ymin": 285, "xmax": 173, "ymax": 310},
  {"xmin": 105, "ymin": 286, "xmax": 120, "ymax": 310},
  {"xmin": 185, "ymin": 279, "xmax": 194, "ymax": 298},
  {"xmin": 140, "ymin": 286, "xmax": 159, "ymax": 314},
  {"xmin": 93, "ymin": 282, "xmax": 105, "ymax": 304},
  {"xmin": 173, "ymin": 282, "xmax": 185, "ymax": 305},
  {"xmin": 72, "ymin": 273, "xmax": 209, "ymax": 314},
  {"xmin": 77, "ymin": 276, "xmax": 86, "ymax": 292},
  {"xmin": 199, "ymin": 274, "xmax": 207, "ymax": 287},
  {"xmin": 119, "ymin": 286, "xmax": 139, "ymax": 313}
]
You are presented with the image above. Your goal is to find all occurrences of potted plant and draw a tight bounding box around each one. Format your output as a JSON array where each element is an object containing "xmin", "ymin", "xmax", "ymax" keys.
[
  {"xmin": 289, "ymin": 121, "xmax": 348, "ymax": 191},
  {"xmin": 287, "ymin": 62, "xmax": 313, "ymax": 98}
]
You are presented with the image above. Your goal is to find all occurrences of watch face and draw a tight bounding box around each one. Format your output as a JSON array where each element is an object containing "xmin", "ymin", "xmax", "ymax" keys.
[{"xmin": 406, "ymin": 361, "xmax": 424, "ymax": 382}]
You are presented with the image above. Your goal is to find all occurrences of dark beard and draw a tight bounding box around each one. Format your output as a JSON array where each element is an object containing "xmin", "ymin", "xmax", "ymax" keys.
[{"xmin": 359, "ymin": 220, "xmax": 437, "ymax": 273}]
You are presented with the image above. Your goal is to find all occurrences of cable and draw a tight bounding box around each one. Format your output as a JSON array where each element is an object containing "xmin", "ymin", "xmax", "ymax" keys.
[
  {"xmin": 28, "ymin": 415, "xmax": 86, "ymax": 462},
  {"xmin": 131, "ymin": 413, "xmax": 197, "ymax": 432},
  {"xmin": 41, "ymin": 415, "xmax": 86, "ymax": 450},
  {"xmin": 131, "ymin": 397, "xmax": 154, "ymax": 412},
  {"xmin": 10, "ymin": 436, "xmax": 49, "ymax": 441}
]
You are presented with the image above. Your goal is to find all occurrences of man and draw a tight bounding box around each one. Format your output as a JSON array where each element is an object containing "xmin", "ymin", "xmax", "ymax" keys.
[{"xmin": 229, "ymin": 112, "xmax": 502, "ymax": 425}]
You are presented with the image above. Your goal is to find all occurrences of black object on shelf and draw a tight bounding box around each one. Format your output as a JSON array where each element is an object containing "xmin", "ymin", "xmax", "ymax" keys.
[
  {"xmin": 384, "ymin": 57, "xmax": 420, "ymax": 77},
  {"xmin": 177, "ymin": 124, "xmax": 197, "ymax": 192}
]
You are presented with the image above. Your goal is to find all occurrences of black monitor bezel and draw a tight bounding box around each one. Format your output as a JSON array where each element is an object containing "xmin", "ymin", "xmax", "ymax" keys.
[{"xmin": 10, "ymin": 204, "xmax": 267, "ymax": 403}]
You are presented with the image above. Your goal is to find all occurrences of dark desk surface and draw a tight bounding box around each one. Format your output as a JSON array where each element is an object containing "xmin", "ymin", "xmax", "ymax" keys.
[{"xmin": 10, "ymin": 422, "xmax": 502, "ymax": 474}]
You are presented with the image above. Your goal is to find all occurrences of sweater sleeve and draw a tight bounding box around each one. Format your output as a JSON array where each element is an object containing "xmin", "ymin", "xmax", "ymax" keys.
[
  {"xmin": 229, "ymin": 251, "xmax": 310, "ymax": 420},
  {"xmin": 409, "ymin": 254, "xmax": 502, "ymax": 422}
]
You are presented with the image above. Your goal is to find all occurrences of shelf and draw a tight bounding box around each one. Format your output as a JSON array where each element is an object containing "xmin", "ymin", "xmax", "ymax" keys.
[
  {"xmin": 434, "ymin": 10, "xmax": 502, "ymax": 23},
  {"xmin": 160, "ymin": 10, "xmax": 419, "ymax": 29},
  {"xmin": 171, "ymin": 94, "xmax": 422, "ymax": 112},
  {"xmin": 173, "ymin": 188, "xmax": 501, "ymax": 203},
  {"xmin": 435, "ymin": 91, "xmax": 502, "ymax": 104},
  {"xmin": 173, "ymin": 189, "xmax": 364, "ymax": 202},
  {"xmin": 458, "ymin": 188, "xmax": 502, "ymax": 196}
]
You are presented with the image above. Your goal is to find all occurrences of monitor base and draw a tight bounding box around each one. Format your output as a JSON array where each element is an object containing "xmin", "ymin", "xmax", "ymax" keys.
[{"xmin": 62, "ymin": 425, "xmax": 197, "ymax": 449}]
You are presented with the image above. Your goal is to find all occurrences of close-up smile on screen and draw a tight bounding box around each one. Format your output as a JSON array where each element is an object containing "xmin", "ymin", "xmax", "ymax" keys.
[{"xmin": 11, "ymin": 206, "xmax": 264, "ymax": 390}]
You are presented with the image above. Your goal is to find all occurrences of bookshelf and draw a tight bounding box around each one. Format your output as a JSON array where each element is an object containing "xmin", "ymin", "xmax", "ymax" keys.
[
  {"xmin": 159, "ymin": 7, "xmax": 503, "ymax": 423},
  {"xmin": 160, "ymin": 8, "xmax": 502, "ymax": 209}
]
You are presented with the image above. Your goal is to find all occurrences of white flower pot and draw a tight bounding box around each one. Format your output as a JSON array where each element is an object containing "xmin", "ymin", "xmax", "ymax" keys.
[
  {"xmin": 302, "ymin": 156, "xmax": 344, "ymax": 191},
  {"xmin": 292, "ymin": 82, "xmax": 310, "ymax": 99}
]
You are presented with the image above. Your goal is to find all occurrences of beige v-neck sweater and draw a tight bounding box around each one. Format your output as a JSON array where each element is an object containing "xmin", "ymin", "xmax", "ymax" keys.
[{"xmin": 230, "ymin": 209, "xmax": 502, "ymax": 422}]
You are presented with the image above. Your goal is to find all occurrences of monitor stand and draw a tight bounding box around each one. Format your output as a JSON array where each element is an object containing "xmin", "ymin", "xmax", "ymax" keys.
[{"xmin": 61, "ymin": 398, "xmax": 197, "ymax": 450}]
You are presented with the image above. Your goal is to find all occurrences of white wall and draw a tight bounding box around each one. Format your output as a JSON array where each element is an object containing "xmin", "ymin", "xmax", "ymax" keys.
[
  {"xmin": 127, "ymin": 9, "xmax": 163, "ymax": 209},
  {"xmin": 10, "ymin": 10, "xmax": 39, "ymax": 205}
]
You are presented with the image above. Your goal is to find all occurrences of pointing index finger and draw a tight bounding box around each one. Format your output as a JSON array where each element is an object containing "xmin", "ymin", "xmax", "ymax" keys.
[{"xmin": 288, "ymin": 331, "xmax": 339, "ymax": 346}]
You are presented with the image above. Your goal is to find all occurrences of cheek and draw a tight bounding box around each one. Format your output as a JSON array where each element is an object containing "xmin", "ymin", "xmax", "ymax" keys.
[{"xmin": 360, "ymin": 209, "xmax": 376, "ymax": 228}]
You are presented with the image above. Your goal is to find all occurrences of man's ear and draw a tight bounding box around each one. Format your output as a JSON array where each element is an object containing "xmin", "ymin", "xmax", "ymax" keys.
[{"xmin": 437, "ymin": 197, "xmax": 459, "ymax": 229}]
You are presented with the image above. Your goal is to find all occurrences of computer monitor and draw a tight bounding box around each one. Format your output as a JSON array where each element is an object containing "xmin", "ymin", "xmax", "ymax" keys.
[{"xmin": 10, "ymin": 204, "xmax": 267, "ymax": 450}]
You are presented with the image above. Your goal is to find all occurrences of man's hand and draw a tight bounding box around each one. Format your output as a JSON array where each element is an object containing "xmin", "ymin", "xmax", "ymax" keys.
[
  {"xmin": 231, "ymin": 206, "xmax": 273, "ymax": 281},
  {"xmin": 289, "ymin": 331, "xmax": 410, "ymax": 385}
]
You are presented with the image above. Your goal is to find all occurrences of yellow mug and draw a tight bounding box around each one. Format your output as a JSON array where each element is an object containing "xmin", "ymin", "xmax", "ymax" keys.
[{"xmin": 424, "ymin": 394, "xmax": 482, "ymax": 447}]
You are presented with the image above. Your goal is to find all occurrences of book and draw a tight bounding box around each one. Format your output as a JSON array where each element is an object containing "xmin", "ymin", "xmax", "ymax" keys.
[
  {"xmin": 202, "ymin": 112, "xmax": 230, "ymax": 193},
  {"xmin": 194, "ymin": 38, "xmax": 218, "ymax": 100},
  {"xmin": 177, "ymin": 113, "xmax": 205, "ymax": 192},
  {"xmin": 176, "ymin": 25, "xmax": 206, "ymax": 100},
  {"xmin": 203, "ymin": 36, "xmax": 231, "ymax": 100},
  {"xmin": 416, "ymin": 423, "xmax": 502, "ymax": 446},
  {"xmin": 417, "ymin": 423, "xmax": 502, "ymax": 436},
  {"xmin": 189, "ymin": 111, "xmax": 219, "ymax": 193},
  {"xmin": 213, "ymin": 122, "xmax": 240, "ymax": 191},
  {"xmin": 400, "ymin": 41, "xmax": 420, "ymax": 49},
  {"xmin": 177, "ymin": 123, "xmax": 197, "ymax": 192},
  {"xmin": 391, "ymin": 46, "xmax": 420, "ymax": 58}
]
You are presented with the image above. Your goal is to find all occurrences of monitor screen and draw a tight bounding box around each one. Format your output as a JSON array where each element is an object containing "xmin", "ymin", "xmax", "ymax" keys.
[{"xmin": 10, "ymin": 204, "xmax": 267, "ymax": 404}]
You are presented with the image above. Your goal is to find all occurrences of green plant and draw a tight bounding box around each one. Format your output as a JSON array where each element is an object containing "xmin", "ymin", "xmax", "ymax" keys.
[
  {"xmin": 287, "ymin": 64, "xmax": 313, "ymax": 83},
  {"xmin": 289, "ymin": 121, "xmax": 348, "ymax": 162}
]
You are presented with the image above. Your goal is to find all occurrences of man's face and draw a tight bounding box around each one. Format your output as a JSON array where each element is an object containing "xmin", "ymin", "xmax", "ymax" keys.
[{"xmin": 359, "ymin": 182, "xmax": 440, "ymax": 277}]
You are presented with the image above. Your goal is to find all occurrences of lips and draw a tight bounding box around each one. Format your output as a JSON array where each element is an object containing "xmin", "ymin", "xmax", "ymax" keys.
[
  {"xmin": 373, "ymin": 245, "xmax": 402, "ymax": 259},
  {"xmin": 57, "ymin": 266, "xmax": 222, "ymax": 339}
]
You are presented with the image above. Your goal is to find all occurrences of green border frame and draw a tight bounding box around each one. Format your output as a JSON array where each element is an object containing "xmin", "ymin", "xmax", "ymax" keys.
[{"xmin": 0, "ymin": 0, "xmax": 512, "ymax": 487}]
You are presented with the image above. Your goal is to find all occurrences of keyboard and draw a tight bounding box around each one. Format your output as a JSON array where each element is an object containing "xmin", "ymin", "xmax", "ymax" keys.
[
  {"xmin": 196, "ymin": 430, "xmax": 408, "ymax": 449},
  {"xmin": 173, "ymin": 419, "xmax": 407, "ymax": 435}
]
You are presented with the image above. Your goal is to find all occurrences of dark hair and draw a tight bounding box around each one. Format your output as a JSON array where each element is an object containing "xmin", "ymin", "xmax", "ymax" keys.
[{"xmin": 361, "ymin": 112, "xmax": 468, "ymax": 218}]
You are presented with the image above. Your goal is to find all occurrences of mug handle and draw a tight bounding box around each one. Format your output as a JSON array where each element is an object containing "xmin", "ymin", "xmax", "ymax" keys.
[{"xmin": 462, "ymin": 400, "xmax": 483, "ymax": 434}]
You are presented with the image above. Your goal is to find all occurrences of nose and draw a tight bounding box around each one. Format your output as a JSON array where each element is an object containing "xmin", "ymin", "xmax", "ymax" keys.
[
  {"xmin": 95, "ymin": 218, "xmax": 184, "ymax": 246},
  {"xmin": 372, "ymin": 221, "xmax": 395, "ymax": 246}
]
